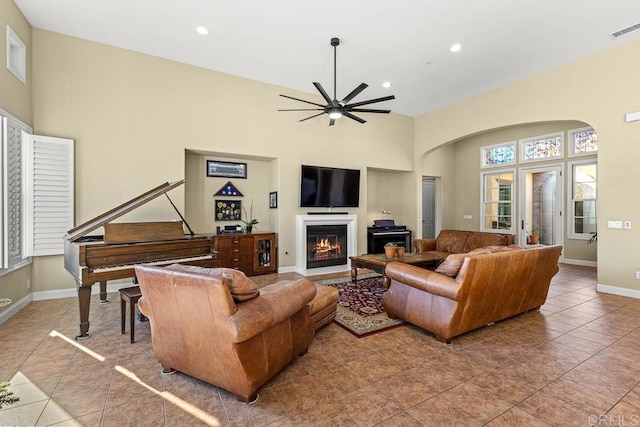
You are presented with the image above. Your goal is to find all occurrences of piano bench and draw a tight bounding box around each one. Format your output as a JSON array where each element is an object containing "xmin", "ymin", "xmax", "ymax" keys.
[{"xmin": 119, "ymin": 286, "xmax": 143, "ymax": 343}]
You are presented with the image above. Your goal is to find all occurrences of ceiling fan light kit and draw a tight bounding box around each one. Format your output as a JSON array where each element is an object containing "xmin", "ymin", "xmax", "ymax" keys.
[{"xmin": 279, "ymin": 37, "xmax": 395, "ymax": 126}]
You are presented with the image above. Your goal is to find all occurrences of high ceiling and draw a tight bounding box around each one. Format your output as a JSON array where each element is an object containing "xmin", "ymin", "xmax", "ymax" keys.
[{"xmin": 14, "ymin": 0, "xmax": 640, "ymax": 118}]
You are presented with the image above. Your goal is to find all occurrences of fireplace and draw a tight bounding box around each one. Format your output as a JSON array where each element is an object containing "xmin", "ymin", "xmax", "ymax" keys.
[
  {"xmin": 296, "ymin": 214, "xmax": 357, "ymax": 276},
  {"xmin": 306, "ymin": 225, "xmax": 347, "ymax": 269}
]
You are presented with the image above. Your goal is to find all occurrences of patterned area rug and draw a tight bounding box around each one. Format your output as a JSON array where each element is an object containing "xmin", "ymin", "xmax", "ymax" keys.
[{"xmin": 314, "ymin": 274, "xmax": 404, "ymax": 337}]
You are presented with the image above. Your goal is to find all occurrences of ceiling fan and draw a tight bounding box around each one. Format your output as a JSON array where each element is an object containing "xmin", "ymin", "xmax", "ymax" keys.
[{"xmin": 279, "ymin": 37, "xmax": 395, "ymax": 126}]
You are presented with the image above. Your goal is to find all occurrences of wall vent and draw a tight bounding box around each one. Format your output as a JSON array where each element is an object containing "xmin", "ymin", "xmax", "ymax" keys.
[{"xmin": 611, "ymin": 23, "xmax": 640, "ymax": 39}]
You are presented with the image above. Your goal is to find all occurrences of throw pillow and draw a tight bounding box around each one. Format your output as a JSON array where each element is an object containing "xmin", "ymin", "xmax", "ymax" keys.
[
  {"xmin": 166, "ymin": 264, "xmax": 260, "ymax": 302},
  {"xmin": 435, "ymin": 248, "xmax": 492, "ymax": 277}
]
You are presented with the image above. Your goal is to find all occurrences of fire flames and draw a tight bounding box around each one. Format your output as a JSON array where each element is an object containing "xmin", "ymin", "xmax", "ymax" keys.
[{"xmin": 310, "ymin": 237, "xmax": 341, "ymax": 260}]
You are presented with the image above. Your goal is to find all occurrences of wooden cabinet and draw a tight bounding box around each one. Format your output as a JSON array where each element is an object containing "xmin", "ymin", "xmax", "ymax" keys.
[{"xmin": 212, "ymin": 232, "xmax": 276, "ymax": 276}]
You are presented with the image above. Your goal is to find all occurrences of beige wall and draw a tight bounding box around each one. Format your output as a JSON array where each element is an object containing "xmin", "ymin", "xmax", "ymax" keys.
[
  {"xmin": 30, "ymin": 28, "xmax": 415, "ymax": 291},
  {"xmin": 415, "ymin": 37, "xmax": 640, "ymax": 292},
  {"xmin": 0, "ymin": 0, "xmax": 32, "ymax": 314},
  {"xmin": 0, "ymin": 0, "xmax": 31, "ymax": 123}
]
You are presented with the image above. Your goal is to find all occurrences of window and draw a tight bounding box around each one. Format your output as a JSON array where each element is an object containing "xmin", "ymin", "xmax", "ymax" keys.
[
  {"xmin": 520, "ymin": 132, "xmax": 563, "ymax": 163},
  {"xmin": 481, "ymin": 141, "xmax": 515, "ymax": 168},
  {"xmin": 481, "ymin": 170, "xmax": 514, "ymax": 232},
  {"xmin": 568, "ymin": 127, "xmax": 598, "ymax": 157},
  {"xmin": 569, "ymin": 160, "xmax": 597, "ymax": 239}
]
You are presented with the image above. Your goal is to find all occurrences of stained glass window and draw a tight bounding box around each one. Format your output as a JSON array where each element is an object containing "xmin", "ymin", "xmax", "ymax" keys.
[
  {"xmin": 569, "ymin": 127, "xmax": 598, "ymax": 156},
  {"xmin": 520, "ymin": 133, "xmax": 563, "ymax": 162},
  {"xmin": 481, "ymin": 142, "xmax": 515, "ymax": 168}
]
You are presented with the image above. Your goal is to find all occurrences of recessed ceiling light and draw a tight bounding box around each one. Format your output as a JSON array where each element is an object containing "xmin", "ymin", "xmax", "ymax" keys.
[
  {"xmin": 196, "ymin": 26, "xmax": 209, "ymax": 35},
  {"xmin": 382, "ymin": 81, "xmax": 392, "ymax": 89},
  {"xmin": 450, "ymin": 43, "xmax": 462, "ymax": 52}
]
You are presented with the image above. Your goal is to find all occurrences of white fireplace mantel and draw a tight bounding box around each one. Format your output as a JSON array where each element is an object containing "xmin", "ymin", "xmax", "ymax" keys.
[{"xmin": 296, "ymin": 214, "xmax": 357, "ymax": 276}]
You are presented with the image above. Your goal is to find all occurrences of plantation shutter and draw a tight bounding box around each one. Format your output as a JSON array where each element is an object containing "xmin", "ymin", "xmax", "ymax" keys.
[{"xmin": 23, "ymin": 133, "xmax": 74, "ymax": 257}]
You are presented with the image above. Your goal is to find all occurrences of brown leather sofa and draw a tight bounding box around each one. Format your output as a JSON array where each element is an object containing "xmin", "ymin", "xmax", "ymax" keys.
[
  {"xmin": 135, "ymin": 264, "xmax": 316, "ymax": 403},
  {"xmin": 382, "ymin": 244, "xmax": 562, "ymax": 343},
  {"xmin": 413, "ymin": 229, "xmax": 514, "ymax": 263}
]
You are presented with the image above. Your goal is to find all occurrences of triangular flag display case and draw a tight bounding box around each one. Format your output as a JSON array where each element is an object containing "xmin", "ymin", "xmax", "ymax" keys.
[{"xmin": 214, "ymin": 181, "xmax": 243, "ymax": 197}]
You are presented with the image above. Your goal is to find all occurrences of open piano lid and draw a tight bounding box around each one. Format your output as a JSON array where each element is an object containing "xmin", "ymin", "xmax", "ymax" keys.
[{"xmin": 64, "ymin": 180, "xmax": 185, "ymax": 242}]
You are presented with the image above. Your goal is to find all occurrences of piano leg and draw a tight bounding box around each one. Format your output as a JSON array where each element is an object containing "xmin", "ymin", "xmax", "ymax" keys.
[
  {"xmin": 99, "ymin": 281, "xmax": 110, "ymax": 304},
  {"xmin": 76, "ymin": 282, "xmax": 93, "ymax": 340}
]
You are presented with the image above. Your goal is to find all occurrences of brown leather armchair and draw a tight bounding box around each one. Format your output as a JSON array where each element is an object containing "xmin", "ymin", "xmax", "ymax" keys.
[{"xmin": 135, "ymin": 264, "xmax": 316, "ymax": 403}]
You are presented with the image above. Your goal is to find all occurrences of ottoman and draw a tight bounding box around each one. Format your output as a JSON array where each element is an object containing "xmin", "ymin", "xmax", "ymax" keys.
[{"xmin": 308, "ymin": 285, "xmax": 339, "ymax": 331}]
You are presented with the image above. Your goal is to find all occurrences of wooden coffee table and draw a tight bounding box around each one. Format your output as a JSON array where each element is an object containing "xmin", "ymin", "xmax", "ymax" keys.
[{"xmin": 350, "ymin": 253, "xmax": 441, "ymax": 289}]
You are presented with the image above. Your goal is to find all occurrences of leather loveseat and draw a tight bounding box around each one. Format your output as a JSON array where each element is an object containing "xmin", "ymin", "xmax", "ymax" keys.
[
  {"xmin": 413, "ymin": 229, "xmax": 514, "ymax": 264},
  {"xmin": 382, "ymin": 244, "xmax": 562, "ymax": 343},
  {"xmin": 135, "ymin": 263, "xmax": 316, "ymax": 403}
]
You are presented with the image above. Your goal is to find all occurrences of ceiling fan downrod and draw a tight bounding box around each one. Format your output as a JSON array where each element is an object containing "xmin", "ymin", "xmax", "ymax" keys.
[{"xmin": 331, "ymin": 37, "xmax": 339, "ymax": 102}]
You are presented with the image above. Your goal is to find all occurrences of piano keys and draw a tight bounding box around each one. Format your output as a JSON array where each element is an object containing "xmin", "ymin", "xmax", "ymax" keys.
[{"xmin": 64, "ymin": 180, "xmax": 217, "ymax": 339}]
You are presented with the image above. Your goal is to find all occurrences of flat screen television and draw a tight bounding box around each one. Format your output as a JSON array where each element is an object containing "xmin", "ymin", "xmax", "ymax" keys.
[{"xmin": 300, "ymin": 164, "xmax": 361, "ymax": 208}]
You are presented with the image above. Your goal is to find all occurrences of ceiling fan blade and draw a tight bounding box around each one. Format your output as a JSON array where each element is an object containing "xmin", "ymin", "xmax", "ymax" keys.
[
  {"xmin": 329, "ymin": 118, "xmax": 336, "ymax": 126},
  {"xmin": 278, "ymin": 108, "xmax": 324, "ymax": 112},
  {"xmin": 344, "ymin": 112, "xmax": 366, "ymax": 124},
  {"xmin": 279, "ymin": 94, "xmax": 325, "ymax": 108},
  {"xmin": 347, "ymin": 95, "xmax": 396, "ymax": 109},
  {"xmin": 349, "ymin": 108, "xmax": 392, "ymax": 114},
  {"xmin": 299, "ymin": 112, "xmax": 326, "ymax": 122},
  {"xmin": 313, "ymin": 82, "xmax": 333, "ymax": 104},
  {"xmin": 340, "ymin": 83, "xmax": 368, "ymax": 105}
]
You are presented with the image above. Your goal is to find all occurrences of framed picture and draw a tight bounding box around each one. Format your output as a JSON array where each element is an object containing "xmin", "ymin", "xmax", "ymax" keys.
[
  {"xmin": 207, "ymin": 160, "xmax": 247, "ymax": 179},
  {"xmin": 269, "ymin": 191, "xmax": 278, "ymax": 209},
  {"xmin": 215, "ymin": 199, "xmax": 242, "ymax": 221}
]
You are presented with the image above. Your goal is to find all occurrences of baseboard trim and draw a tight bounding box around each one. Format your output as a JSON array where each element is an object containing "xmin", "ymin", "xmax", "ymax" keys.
[
  {"xmin": 32, "ymin": 279, "xmax": 132, "ymax": 301},
  {"xmin": 563, "ymin": 258, "xmax": 597, "ymax": 268},
  {"xmin": 597, "ymin": 283, "xmax": 640, "ymax": 299},
  {"xmin": 277, "ymin": 266, "xmax": 297, "ymax": 274},
  {"xmin": 0, "ymin": 294, "xmax": 32, "ymax": 325}
]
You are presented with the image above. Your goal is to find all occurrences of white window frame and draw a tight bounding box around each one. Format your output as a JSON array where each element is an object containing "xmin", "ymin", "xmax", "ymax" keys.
[
  {"xmin": 567, "ymin": 158, "xmax": 597, "ymax": 240},
  {"xmin": 568, "ymin": 126, "xmax": 598, "ymax": 157},
  {"xmin": 480, "ymin": 168, "xmax": 516, "ymax": 234},
  {"xmin": 480, "ymin": 141, "xmax": 516, "ymax": 169},
  {"xmin": 519, "ymin": 132, "xmax": 564, "ymax": 163}
]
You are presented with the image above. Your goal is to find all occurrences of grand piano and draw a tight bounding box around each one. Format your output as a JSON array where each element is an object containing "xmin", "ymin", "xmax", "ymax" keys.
[{"xmin": 64, "ymin": 180, "xmax": 217, "ymax": 339}]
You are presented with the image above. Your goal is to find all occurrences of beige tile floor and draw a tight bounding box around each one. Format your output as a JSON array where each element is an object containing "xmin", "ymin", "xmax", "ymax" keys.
[{"xmin": 1, "ymin": 264, "xmax": 640, "ymax": 426}]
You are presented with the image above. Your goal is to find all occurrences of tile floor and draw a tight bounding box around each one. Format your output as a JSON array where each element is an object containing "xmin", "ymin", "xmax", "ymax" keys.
[{"xmin": 1, "ymin": 264, "xmax": 640, "ymax": 426}]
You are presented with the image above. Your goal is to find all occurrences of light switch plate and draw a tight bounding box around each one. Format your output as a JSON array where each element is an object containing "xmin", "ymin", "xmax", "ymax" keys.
[
  {"xmin": 608, "ymin": 220, "xmax": 623, "ymax": 229},
  {"xmin": 625, "ymin": 221, "xmax": 632, "ymax": 229}
]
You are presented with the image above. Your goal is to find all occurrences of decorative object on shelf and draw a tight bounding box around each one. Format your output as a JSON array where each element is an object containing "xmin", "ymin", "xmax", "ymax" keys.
[
  {"xmin": 214, "ymin": 181, "xmax": 243, "ymax": 197},
  {"xmin": 269, "ymin": 191, "xmax": 278, "ymax": 209},
  {"xmin": 384, "ymin": 242, "xmax": 397, "ymax": 259},
  {"xmin": 278, "ymin": 37, "xmax": 395, "ymax": 126},
  {"xmin": 215, "ymin": 200, "xmax": 242, "ymax": 221},
  {"xmin": 396, "ymin": 246, "xmax": 406, "ymax": 258},
  {"xmin": 207, "ymin": 160, "xmax": 247, "ymax": 179},
  {"xmin": 242, "ymin": 199, "xmax": 258, "ymax": 233}
]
